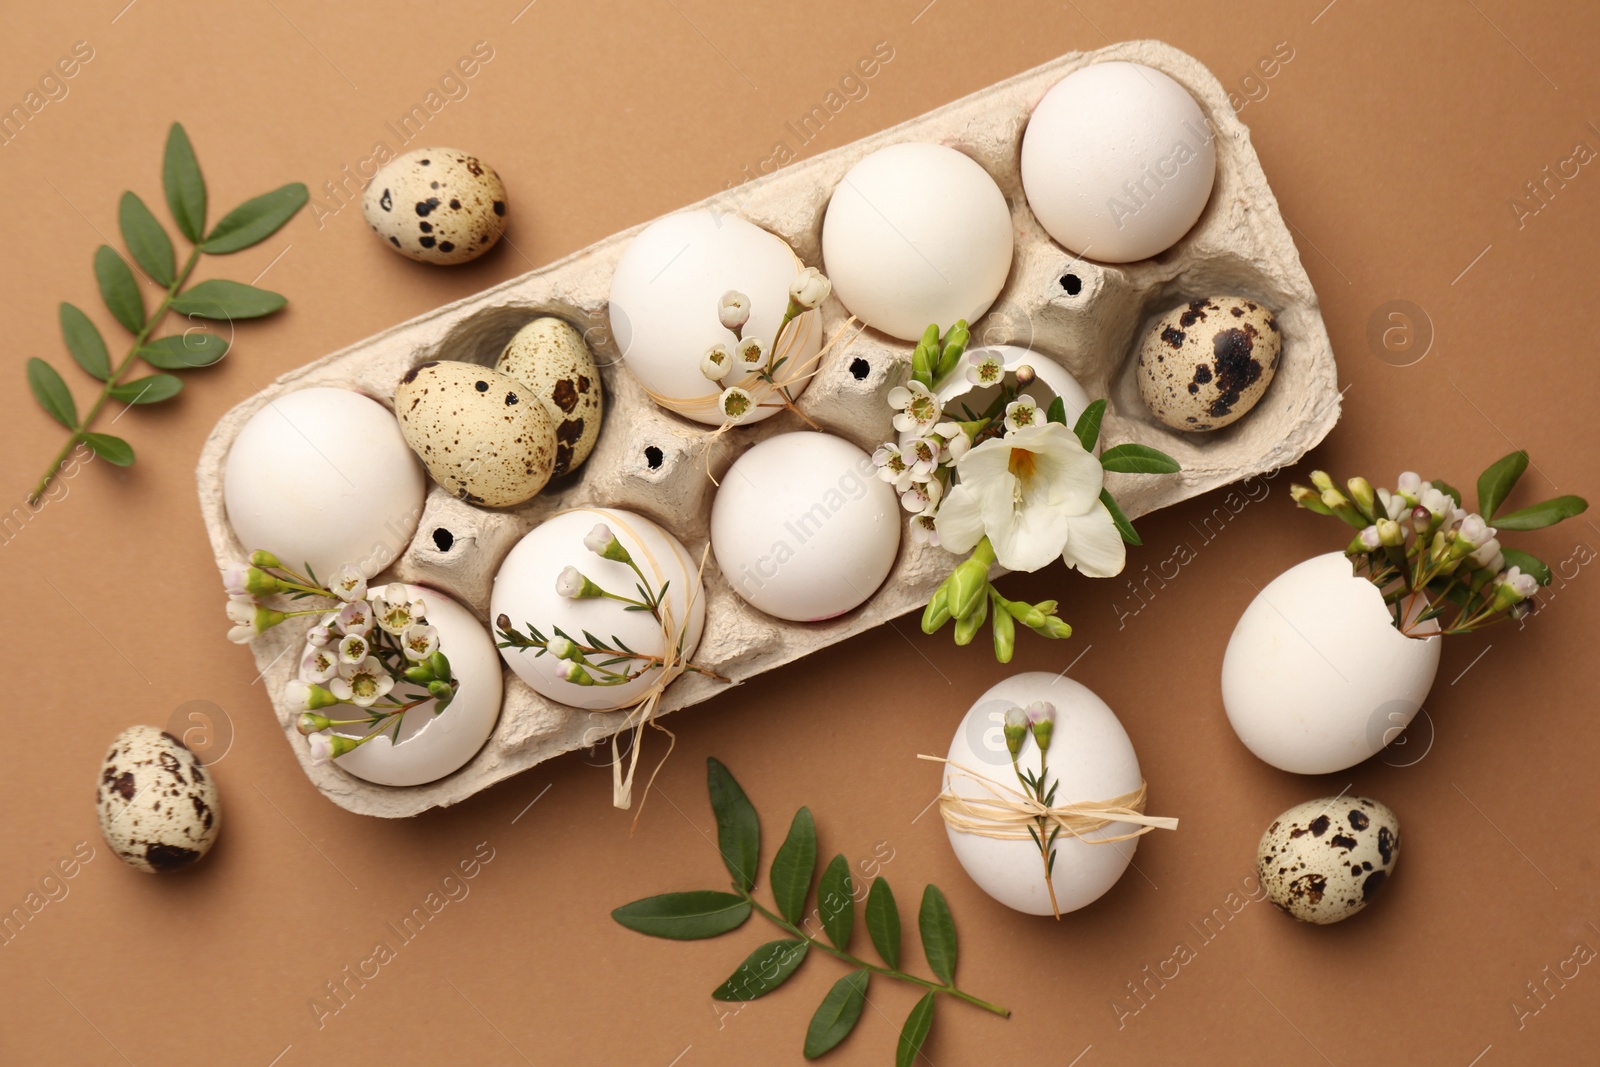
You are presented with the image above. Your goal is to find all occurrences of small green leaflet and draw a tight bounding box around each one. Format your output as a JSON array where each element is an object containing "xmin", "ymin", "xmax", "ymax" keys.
[
  {"xmin": 201, "ymin": 183, "xmax": 309, "ymax": 254},
  {"xmin": 1099, "ymin": 442, "xmax": 1181, "ymax": 475},
  {"xmin": 59, "ymin": 303, "xmax": 110, "ymax": 380},
  {"xmin": 707, "ymin": 757, "xmax": 760, "ymax": 892},
  {"xmin": 170, "ymin": 279, "xmax": 286, "ymax": 320},
  {"xmin": 711, "ymin": 939, "xmax": 808, "ymax": 1001},
  {"xmin": 109, "ymin": 374, "xmax": 182, "ymax": 405},
  {"xmin": 1491, "ymin": 495, "xmax": 1588, "ymax": 531},
  {"xmin": 162, "ymin": 122, "xmax": 207, "ymax": 242},
  {"xmin": 1478, "ymin": 450, "xmax": 1529, "ymax": 519},
  {"xmin": 895, "ymin": 992, "xmax": 936, "ymax": 1067},
  {"xmin": 83, "ymin": 432, "xmax": 134, "ymax": 466},
  {"xmin": 1073, "ymin": 398, "xmax": 1106, "ymax": 452},
  {"xmin": 1100, "ymin": 488, "xmax": 1141, "ymax": 546},
  {"xmin": 804, "ymin": 971, "xmax": 869, "ymax": 1059},
  {"xmin": 770, "ymin": 807, "xmax": 817, "ymax": 925},
  {"xmin": 93, "ymin": 245, "xmax": 145, "ymax": 333},
  {"xmin": 917, "ymin": 885, "xmax": 957, "ymax": 985},
  {"xmin": 866, "ymin": 877, "xmax": 901, "ymax": 969},
  {"xmin": 139, "ymin": 331, "xmax": 229, "ymax": 370},
  {"xmin": 609, "ymin": 891, "xmax": 752, "ymax": 940},
  {"xmin": 817, "ymin": 855, "xmax": 854, "ymax": 951},
  {"xmin": 118, "ymin": 191, "xmax": 175, "ymax": 286},
  {"xmin": 27, "ymin": 358, "xmax": 77, "ymax": 429}
]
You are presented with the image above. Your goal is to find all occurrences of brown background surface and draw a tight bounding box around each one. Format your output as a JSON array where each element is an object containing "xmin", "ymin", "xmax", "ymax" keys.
[{"xmin": 3, "ymin": 1, "xmax": 1599, "ymax": 1064}]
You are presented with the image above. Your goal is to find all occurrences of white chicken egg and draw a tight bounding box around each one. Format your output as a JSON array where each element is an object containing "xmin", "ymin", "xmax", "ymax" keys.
[
  {"xmin": 326, "ymin": 583, "xmax": 503, "ymax": 787},
  {"xmin": 1222, "ymin": 553, "xmax": 1441, "ymax": 775},
  {"xmin": 491, "ymin": 508, "xmax": 706, "ymax": 710},
  {"xmin": 1020, "ymin": 61, "xmax": 1217, "ymax": 263},
  {"xmin": 710, "ymin": 432, "xmax": 899, "ymax": 621},
  {"xmin": 609, "ymin": 210, "xmax": 817, "ymax": 426},
  {"xmin": 821, "ymin": 142, "xmax": 1014, "ymax": 341},
  {"xmin": 942, "ymin": 673, "xmax": 1149, "ymax": 916},
  {"xmin": 223, "ymin": 387, "xmax": 426, "ymax": 579}
]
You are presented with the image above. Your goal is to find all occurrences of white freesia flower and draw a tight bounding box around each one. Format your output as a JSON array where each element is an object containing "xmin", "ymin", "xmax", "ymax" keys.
[
  {"xmin": 888, "ymin": 381, "xmax": 939, "ymax": 435},
  {"xmin": 789, "ymin": 267, "xmax": 831, "ymax": 309},
  {"xmin": 934, "ymin": 422, "xmax": 1124, "ymax": 576}
]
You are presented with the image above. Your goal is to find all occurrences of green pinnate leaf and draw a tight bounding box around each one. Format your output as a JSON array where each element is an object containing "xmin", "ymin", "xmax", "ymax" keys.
[
  {"xmin": 139, "ymin": 331, "xmax": 229, "ymax": 369},
  {"xmin": 804, "ymin": 970, "xmax": 869, "ymax": 1059},
  {"xmin": 1500, "ymin": 548, "xmax": 1552, "ymax": 586},
  {"xmin": 1099, "ymin": 488, "xmax": 1141, "ymax": 546},
  {"xmin": 108, "ymin": 374, "xmax": 182, "ymax": 405},
  {"xmin": 770, "ymin": 807, "xmax": 817, "ymax": 925},
  {"xmin": 610, "ymin": 891, "xmax": 751, "ymax": 940},
  {"xmin": 201, "ymin": 183, "xmax": 309, "ymax": 254},
  {"xmin": 119, "ymin": 191, "xmax": 175, "ymax": 286},
  {"xmin": 817, "ymin": 854, "xmax": 855, "ymax": 951},
  {"xmin": 1478, "ymin": 450, "xmax": 1529, "ymax": 519},
  {"xmin": 59, "ymin": 303, "xmax": 110, "ymax": 380},
  {"xmin": 27, "ymin": 359, "xmax": 77, "ymax": 429},
  {"xmin": 917, "ymin": 885, "xmax": 957, "ymax": 985},
  {"xmin": 94, "ymin": 245, "xmax": 145, "ymax": 332},
  {"xmin": 865, "ymin": 877, "xmax": 901, "ymax": 969},
  {"xmin": 1492, "ymin": 496, "xmax": 1588, "ymax": 531},
  {"xmin": 895, "ymin": 992, "xmax": 936, "ymax": 1067},
  {"xmin": 710, "ymin": 939, "xmax": 808, "ymax": 1001},
  {"xmin": 1099, "ymin": 442, "xmax": 1181, "ymax": 475},
  {"xmin": 170, "ymin": 279, "xmax": 286, "ymax": 320},
  {"xmin": 83, "ymin": 432, "xmax": 134, "ymax": 466},
  {"xmin": 163, "ymin": 122, "xmax": 206, "ymax": 242},
  {"xmin": 707, "ymin": 758, "xmax": 760, "ymax": 892},
  {"xmin": 1073, "ymin": 397, "xmax": 1106, "ymax": 451}
]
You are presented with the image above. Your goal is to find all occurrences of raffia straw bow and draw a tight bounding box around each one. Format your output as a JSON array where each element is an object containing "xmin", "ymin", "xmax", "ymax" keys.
[{"xmin": 915, "ymin": 755, "xmax": 1179, "ymax": 843}]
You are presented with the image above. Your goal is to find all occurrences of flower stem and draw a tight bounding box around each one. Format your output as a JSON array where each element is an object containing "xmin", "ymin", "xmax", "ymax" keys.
[
  {"xmin": 742, "ymin": 895, "xmax": 1009, "ymax": 1017},
  {"xmin": 28, "ymin": 245, "xmax": 205, "ymax": 506}
]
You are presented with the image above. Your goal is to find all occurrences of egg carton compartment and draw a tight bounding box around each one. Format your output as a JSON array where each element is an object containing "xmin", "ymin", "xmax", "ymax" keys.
[{"xmin": 196, "ymin": 39, "xmax": 1339, "ymax": 818}]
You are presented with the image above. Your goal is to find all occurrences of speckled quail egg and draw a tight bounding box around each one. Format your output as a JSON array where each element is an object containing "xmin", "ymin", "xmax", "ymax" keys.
[
  {"xmin": 395, "ymin": 361, "xmax": 557, "ymax": 507},
  {"xmin": 96, "ymin": 725, "xmax": 220, "ymax": 874},
  {"xmin": 495, "ymin": 317, "xmax": 603, "ymax": 476},
  {"xmin": 362, "ymin": 148, "xmax": 507, "ymax": 265},
  {"xmin": 1136, "ymin": 296, "xmax": 1281, "ymax": 431},
  {"xmin": 1257, "ymin": 796, "xmax": 1400, "ymax": 924}
]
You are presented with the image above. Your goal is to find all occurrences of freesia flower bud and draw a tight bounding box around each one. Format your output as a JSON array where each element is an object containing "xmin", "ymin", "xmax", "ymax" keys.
[
  {"xmin": 992, "ymin": 606, "xmax": 1015, "ymax": 663},
  {"xmin": 920, "ymin": 586, "xmax": 951, "ymax": 633},
  {"xmin": 947, "ymin": 556, "xmax": 989, "ymax": 620}
]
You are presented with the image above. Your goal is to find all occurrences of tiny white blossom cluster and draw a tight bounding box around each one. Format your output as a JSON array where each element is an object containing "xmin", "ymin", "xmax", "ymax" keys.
[{"xmin": 703, "ymin": 268, "xmax": 832, "ymax": 425}]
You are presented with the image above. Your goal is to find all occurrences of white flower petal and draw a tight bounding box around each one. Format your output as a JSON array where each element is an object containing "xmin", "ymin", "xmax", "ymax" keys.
[
  {"xmin": 988, "ymin": 500, "xmax": 1073, "ymax": 573},
  {"xmin": 1061, "ymin": 502, "xmax": 1126, "ymax": 578},
  {"xmin": 932, "ymin": 485, "xmax": 987, "ymax": 555}
]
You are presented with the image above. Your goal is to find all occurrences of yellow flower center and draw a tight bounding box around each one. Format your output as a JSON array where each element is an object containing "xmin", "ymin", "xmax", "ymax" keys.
[{"xmin": 1008, "ymin": 447, "xmax": 1037, "ymax": 481}]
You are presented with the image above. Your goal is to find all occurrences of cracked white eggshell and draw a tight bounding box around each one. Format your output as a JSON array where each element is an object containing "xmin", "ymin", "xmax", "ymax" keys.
[
  {"xmin": 223, "ymin": 387, "xmax": 425, "ymax": 579},
  {"xmin": 915, "ymin": 346, "xmax": 1094, "ymax": 451},
  {"xmin": 491, "ymin": 508, "xmax": 705, "ymax": 710},
  {"xmin": 822, "ymin": 142, "xmax": 1014, "ymax": 341},
  {"xmin": 943, "ymin": 673, "xmax": 1142, "ymax": 916},
  {"xmin": 1021, "ymin": 61, "xmax": 1217, "ymax": 262},
  {"xmin": 328, "ymin": 584, "xmax": 503, "ymax": 787},
  {"xmin": 711, "ymin": 432, "xmax": 899, "ymax": 622},
  {"xmin": 609, "ymin": 210, "xmax": 816, "ymax": 426},
  {"xmin": 1222, "ymin": 553, "xmax": 1441, "ymax": 775}
]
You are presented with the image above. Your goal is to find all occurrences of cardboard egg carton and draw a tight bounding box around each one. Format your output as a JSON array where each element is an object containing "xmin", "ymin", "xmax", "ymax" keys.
[{"xmin": 196, "ymin": 39, "xmax": 1340, "ymax": 817}]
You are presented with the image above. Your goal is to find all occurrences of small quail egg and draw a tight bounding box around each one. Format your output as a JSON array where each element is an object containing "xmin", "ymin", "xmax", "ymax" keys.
[
  {"xmin": 362, "ymin": 147, "xmax": 507, "ymax": 265},
  {"xmin": 395, "ymin": 361, "xmax": 557, "ymax": 507},
  {"xmin": 1257, "ymin": 795, "xmax": 1400, "ymax": 924},
  {"xmin": 96, "ymin": 725, "xmax": 221, "ymax": 874},
  {"xmin": 1137, "ymin": 296, "xmax": 1281, "ymax": 431},
  {"xmin": 496, "ymin": 317, "xmax": 604, "ymax": 476}
]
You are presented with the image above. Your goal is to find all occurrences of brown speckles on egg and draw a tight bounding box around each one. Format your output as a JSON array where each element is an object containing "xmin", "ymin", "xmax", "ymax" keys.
[
  {"xmin": 96, "ymin": 725, "xmax": 220, "ymax": 875},
  {"xmin": 1257, "ymin": 796, "xmax": 1400, "ymax": 924},
  {"xmin": 394, "ymin": 361, "xmax": 554, "ymax": 507},
  {"xmin": 1137, "ymin": 295, "xmax": 1280, "ymax": 432},
  {"xmin": 361, "ymin": 148, "xmax": 508, "ymax": 265},
  {"xmin": 496, "ymin": 317, "xmax": 603, "ymax": 476}
]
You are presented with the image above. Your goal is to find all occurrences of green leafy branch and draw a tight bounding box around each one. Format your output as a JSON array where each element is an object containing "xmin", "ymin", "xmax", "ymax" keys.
[
  {"xmin": 26, "ymin": 122, "xmax": 307, "ymax": 505},
  {"xmin": 612, "ymin": 759, "xmax": 1007, "ymax": 1065}
]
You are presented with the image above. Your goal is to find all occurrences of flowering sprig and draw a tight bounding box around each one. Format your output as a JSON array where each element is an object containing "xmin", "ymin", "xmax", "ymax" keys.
[
  {"xmin": 219, "ymin": 552, "xmax": 459, "ymax": 763},
  {"xmin": 705, "ymin": 268, "xmax": 831, "ymax": 427},
  {"xmin": 1003, "ymin": 702, "xmax": 1063, "ymax": 919},
  {"xmin": 888, "ymin": 324, "xmax": 1180, "ymax": 661},
  {"xmin": 1291, "ymin": 451, "xmax": 1588, "ymax": 636},
  {"xmin": 495, "ymin": 524, "xmax": 728, "ymax": 688}
]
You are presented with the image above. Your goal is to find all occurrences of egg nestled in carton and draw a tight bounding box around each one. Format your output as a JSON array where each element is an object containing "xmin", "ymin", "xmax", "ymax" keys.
[
  {"xmin": 394, "ymin": 318, "xmax": 603, "ymax": 507},
  {"xmin": 1136, "ymin": 295, "xmax": 1281, "ymax": 431}
]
